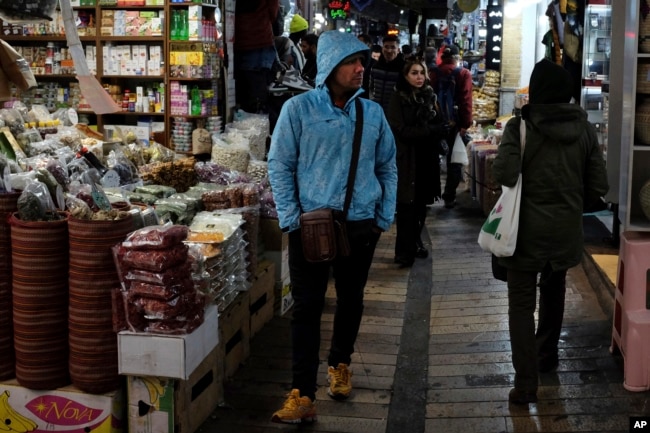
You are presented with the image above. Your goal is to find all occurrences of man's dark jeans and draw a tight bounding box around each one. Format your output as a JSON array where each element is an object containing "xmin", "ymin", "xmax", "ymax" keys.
[{"xmin": 287, "ymin": 220, "xmax": 380, "ymax": 401}]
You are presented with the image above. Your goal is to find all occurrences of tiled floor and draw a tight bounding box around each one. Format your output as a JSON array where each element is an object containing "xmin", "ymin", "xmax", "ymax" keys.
[{"xmin": 199, "ymin": 190, "xmax": 650, "ymax": 433}]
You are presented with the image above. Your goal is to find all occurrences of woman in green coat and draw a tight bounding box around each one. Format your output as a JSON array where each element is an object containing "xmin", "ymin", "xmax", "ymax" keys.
[{"xmin": 492, "ymin": 59, "xmax": 609, "ymax": 405}]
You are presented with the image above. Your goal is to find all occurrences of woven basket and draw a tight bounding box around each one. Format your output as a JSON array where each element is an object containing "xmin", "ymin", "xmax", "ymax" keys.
[
  {"xmin": 641, "ymin": 14, "xmax": 650, "ymax": 53},
  {"xmin": 67, "ymin": 216, "xmax": 133, "ymax": 394},
  {"xmin": 636, "ymin": 99, "xmax": 650, "ymax": 144},
  {"xmin": 640, "ymin": 180, "xmax": 650, "ymax": 220},
  {"xmin": 0, "ymin": 193, "xmax": 16, "ymax": 381},
  {"xmin": 637, "ymin": 63, "xmax": 650, "ymax": 94},
  {"xmin": 9, "ymin": 212, "xmax": 70, "ymax": 390}
]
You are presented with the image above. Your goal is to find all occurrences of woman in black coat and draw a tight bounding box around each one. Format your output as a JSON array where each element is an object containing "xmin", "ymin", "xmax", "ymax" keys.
[{"xmin": 387, "ymin": 57, "xmax": 450, "ymax": 267}]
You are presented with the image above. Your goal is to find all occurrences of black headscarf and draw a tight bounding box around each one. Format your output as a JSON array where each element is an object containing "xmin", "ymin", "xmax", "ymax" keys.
[{"xmin": 528, "ymin": 59, "xmax": 573, "ymax": 104}]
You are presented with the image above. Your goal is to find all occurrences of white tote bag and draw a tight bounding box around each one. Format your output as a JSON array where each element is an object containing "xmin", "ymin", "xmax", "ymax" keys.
[
  {"xmin": 477, "ymin": 120, "xmax": 526, "ymax": 257},
  {"xmin": 450, "ymin": 132, "xmax": 469, "ymax": 165}
]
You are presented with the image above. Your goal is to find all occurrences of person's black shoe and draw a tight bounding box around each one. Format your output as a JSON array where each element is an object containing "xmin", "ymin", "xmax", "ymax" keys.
[
  {"xmin": 508, "ymin": 388, "xmax": 538, "ymax": 405},
  {"xmin": 393, "ymin": 256, "xmax": 414, "ymax": 268},
  {"xmin": 415, "ymin": 247, "xmax": 428, "ymax": 258},
  {"xmin": 444, "ymin": 199, "xmax": 456, "ymax": 209}
]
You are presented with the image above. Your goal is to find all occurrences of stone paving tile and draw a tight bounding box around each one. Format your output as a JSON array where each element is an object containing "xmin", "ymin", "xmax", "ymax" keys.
[
  {"xmin": 198, "ymin": 192, "xmax": 649, "ymax": 433},
  {"xmin": 422, "ymin": 194, "xmax": 648, "ymax": 433}
]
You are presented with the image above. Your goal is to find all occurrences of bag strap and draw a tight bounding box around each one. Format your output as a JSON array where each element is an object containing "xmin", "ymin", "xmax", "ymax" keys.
[
  {"xmin": 520, "ymin": 119, "xmax": 526, "ymax": 155},
  {"xmin": 342, "ymin": 98, "xmax": 363, "ymax": 219},
  {"xmin": 519, "ymin": 118, "xmax": 526, "ymax": 175}
]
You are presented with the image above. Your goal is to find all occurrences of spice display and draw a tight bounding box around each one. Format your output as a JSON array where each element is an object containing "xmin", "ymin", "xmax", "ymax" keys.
[
  {"xmin": 210, "ymin": 137, "xmax": 250, "ymax": 173},
  {"xmin": 139, "ymin": 158, "xmax": 197, "ymax": 193},
  {"xmin": 16, "ymin": 190, "xmax": 44, "ymax": 221}
]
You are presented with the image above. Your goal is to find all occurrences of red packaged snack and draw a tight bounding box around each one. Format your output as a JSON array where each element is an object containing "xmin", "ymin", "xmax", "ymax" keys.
[
  {"xmin": 129, "ymin": 279, "xmax": 194, "ymax": 301},
  {"xmin": 133, "ymin": 294, "xmax": 189, "ymax": 320},
  {"xmin": 124, "ymin": 261, "xmax": 192, "ymax": 286},
  {"xmin": 121, "ymin": 243, "xmax": 189, "ymax": 272},
  {"xmin": 122, "ymin": 225, "xmax": 189, "ymax": 250}
]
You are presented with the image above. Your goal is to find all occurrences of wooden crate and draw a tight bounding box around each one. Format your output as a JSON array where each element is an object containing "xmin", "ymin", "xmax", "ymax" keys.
[
  {"xmin": 249, "ymin": 260, "xmax": 276, "ymax": 339},
  {"xmin": 218, "ymin": 291, "xmax": 250, "ymax": 379}
]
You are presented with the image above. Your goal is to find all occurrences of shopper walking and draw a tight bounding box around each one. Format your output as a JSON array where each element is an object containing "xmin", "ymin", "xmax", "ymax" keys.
[
  {"xmin": 429, "ymin": 45, "xmax": 473, "ymax": 208},
  {"xmin": 387, "ymin": 57, "xmax": 449, "ymax": 267},
  {"xmin": 492, "ymin": 59, "xmax": 608, "ymax": 405},
  {"xmin": 288, "ymin": 13, "xmax": 308, "ymax": 46},
  {"xmin": 357, "ymin": 33, "xmax": 376, "ymax": 99},
  {"xmin": 369, "ymin": 34, "xmax": 405, "ymax": 112},
  {"xmin": 267, "ymin": 30, "xmax": 397, "ymax": 424},
  {"xmin": 299, "ymin": 33, "xmax": 318, "ymax": 87}
]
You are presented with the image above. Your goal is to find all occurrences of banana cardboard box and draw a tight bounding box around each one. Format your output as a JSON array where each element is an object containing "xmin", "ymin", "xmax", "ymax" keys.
[
  {"xmin": 126, "ymin": 377, "xmax": 173, "ymax": 433},
  {"xmin": 0, "ymin": 380, "xmax": 124, "ymax": 433}
]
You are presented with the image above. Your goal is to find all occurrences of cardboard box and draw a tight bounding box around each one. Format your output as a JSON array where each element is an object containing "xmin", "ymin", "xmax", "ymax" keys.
[
  {"xmin": 274, "ymin": 275, "xmax": 293, "ymax": 317},
  {"xmin": 118, "ymin": 305, "xmax": 219, "ymax": 380},
  {"xmin": 259, "ymin": 218, "xmax": 283, "ymax": 250},
  {"xmin": 249, "ymin": 261, "xmax": 275, "ymax": 338},
  {"xmin": 218, "ymin": 292, "xmax": 250, "ymax": 379},
  {"xmin": 265, "ymin": 246, "xmax": 288, "ymax": 283},
  {"xmin": 187, "ymin": 5, "xmax": 201, "ymax": 21},
  {"xmin": 126, "ymin": 346, "xmax": 223, "ymax": 433},
  {"xmin": 0, "ymin": 380, "xmax": 124, "ymax": 433}
]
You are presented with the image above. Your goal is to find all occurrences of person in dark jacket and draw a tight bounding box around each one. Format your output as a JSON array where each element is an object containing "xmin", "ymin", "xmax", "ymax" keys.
[
  {"xmin": 387, "ymin": 57, "xmax": 449, "ymax": 267},
  {"xmin": 357, "ymin": 33, "xmax": 375, "ymax": 99},
  {"xmin": 492, "ymin": 59, "xmax": 609, "ymax": 405},
  {"xmin": 369, "ymin": 35, "xmax": 405, "ymax": 112},
  {"xmin": 299, "ymin": 32, "xmax": 318, "ymax": 87},
  {"xmin": 234, "ymin": 0, "xmax": 279, "ymax": 113},
  {"xmin": 429, "ymin": 45, "xmax": 473, "ymax": 208}
]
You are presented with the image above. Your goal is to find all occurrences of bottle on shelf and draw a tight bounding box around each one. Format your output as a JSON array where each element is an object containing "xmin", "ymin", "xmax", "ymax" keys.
[
  {"xmin": 191, "ymin": 86, "xmax": 202, "ymax": 116},
  {"xmin": 180, "ymin": 10, "xmax": 189, "ymax": 41},
  {"xmin": 171, "ymin": 9, "xmax": 181, "ymax": 41}
]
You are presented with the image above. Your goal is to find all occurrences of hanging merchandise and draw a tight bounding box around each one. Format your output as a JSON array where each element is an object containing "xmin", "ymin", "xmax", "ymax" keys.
[
  {"xmin": 0, "ymin": 0, "xmax": 58, "ymax": 22},
  {"xmin": 451, "ymin": 2, "xmax": 465, "ymax": 22},
  {"xmin": 457, "ymin": 0, "xmax": 479, "ymax": 13}
]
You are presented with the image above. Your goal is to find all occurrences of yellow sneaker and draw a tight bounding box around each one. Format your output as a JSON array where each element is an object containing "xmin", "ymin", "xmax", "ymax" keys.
[
  {"xmin": 270, "ymin": 389, "xmax": 317, "ymax": 424},
  {"xmin": 327, "ymin": 363, "xmax": 352, "ymax": 400}
]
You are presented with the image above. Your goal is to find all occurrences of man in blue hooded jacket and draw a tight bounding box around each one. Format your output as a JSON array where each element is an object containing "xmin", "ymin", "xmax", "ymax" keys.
[{"xmin": 268, "ymin": 30, "xmax": 397, "ymax": 424}]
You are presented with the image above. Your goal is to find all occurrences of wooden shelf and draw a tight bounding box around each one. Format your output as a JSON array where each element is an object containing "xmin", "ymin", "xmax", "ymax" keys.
[
  {"xmin": 100, "ymin": 36, "xmax": 163, "ymax": 42},
  {"xmin": 104, "ymin": 111, "xmax": 165, "ymax": 116},
  {"xmin": 101, "ymin": 75, "xmax": 165, "ymax": 79},
  {"xmin": 0, "ymin": 0, "xmax": 226, "ymax": 149}
]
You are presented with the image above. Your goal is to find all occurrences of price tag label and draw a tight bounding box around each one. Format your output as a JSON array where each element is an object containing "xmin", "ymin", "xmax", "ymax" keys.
[{"xmin": 100, "ymin": 169, "xmax": 121, "ymax": 188}]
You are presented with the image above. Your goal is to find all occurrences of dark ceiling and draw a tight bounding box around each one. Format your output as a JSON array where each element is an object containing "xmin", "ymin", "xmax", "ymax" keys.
[{"xmin": 351, "ymin": 0, "xmax": 449, "ymax": 22}]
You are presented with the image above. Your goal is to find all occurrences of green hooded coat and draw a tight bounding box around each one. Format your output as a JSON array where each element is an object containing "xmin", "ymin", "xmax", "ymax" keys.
[{"xmin": 493, "ymin": 60, "xmax": 609, "ymax": 272}]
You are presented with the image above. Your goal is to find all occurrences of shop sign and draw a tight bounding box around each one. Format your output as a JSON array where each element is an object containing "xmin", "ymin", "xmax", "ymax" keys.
[
  {"xmin": 329, "ymin": 0, "xmax": 351, "ymax": 20},
  {"xmin": 350, "ymin": 0, "xmax": 372, "ymax": 10},
  {"xmin": 486, "ymin": 0, "xmax": 503, "ymax": 71}
]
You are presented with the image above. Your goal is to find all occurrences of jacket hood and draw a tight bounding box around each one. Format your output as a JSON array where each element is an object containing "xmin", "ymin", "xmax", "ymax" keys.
[
  {"xmin": 315, "ymin": 31, "xmax": 370, "ymax": 87},
  {"xmin": 522, "ymin": 103, "xmax": 588, "ymax": 143},
  {"xmin": 528, "ymin": 59, "xmax": 573, "ymax": 104}
]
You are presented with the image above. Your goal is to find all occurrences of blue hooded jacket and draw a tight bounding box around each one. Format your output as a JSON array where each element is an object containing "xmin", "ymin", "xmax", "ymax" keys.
[{"xmin": 268, "ymin": 30, "xmax": 397, "ymax": 232}]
